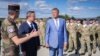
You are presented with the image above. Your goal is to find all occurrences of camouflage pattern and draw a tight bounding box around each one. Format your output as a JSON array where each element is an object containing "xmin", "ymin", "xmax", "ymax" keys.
[
  {"xmin": 1, "ymin": 18, "xmax": 19, "ymax": 56},
  {"xmin": 79, "ymin": 24, "xmax": 92, "ymax": 55},
  {"xmin": 76, "ymin": 23, "xmax": 82, "ymax": 50},
  {"xmin": 89, "ymin": 23, "xmax": 97, "ymax": 53},
  {"xmin": 35, "ymin": 20, "xmax": 40, "ymax": 29},
  {"xmin": 39, "ymin": 20, "xmax": 45, "ymax": 46},
  {"xmin": 67, "ymin": 22, "xmax": 77, "ymax": 52},
  {"xmin": 95, "ymin": 23, "xmax": 100, "ymax": 48}
]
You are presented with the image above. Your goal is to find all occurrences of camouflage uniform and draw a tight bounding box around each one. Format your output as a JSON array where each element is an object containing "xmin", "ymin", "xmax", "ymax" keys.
[
  {"xmin": 39, "ymin": 21, "xmax": 45, "ymax": 46},
  {"xmin": 67, "ymin": 22, "xmax": 77, "ymax": 52},
  {"xmin": 89, "ymin": 23, "xmax": 97, "ymax": 53},
  {"xmin": 35, "ymin": 20, "xmax": 40, "ymax": 29},
  {"xmin": 1, "ymin": 18, "xmax": 19, "ymax": 56},
  {"xmin": 95, "ymin": 24, "xmax": 100, "ymax": 49},
  {"xmin": 79, "ymin": 24, "xmax": 92, "ymax": 55},
  {"xmin": 76, "ymin": 23, "xmax": 82, "ymax": 49}
]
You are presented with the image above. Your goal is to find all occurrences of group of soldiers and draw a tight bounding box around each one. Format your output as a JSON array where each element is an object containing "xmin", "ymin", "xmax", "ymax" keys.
[
  {"xmin": 34, "ymin": 18, "xmax": 100, "ymax": 56},
  {"xmin": 66, "ymin": 19, "xmax": 100, "ymax": 56}
]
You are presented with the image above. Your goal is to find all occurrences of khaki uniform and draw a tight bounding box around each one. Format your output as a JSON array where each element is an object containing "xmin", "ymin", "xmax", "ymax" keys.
[
  {"xmin": 76, "ymin": 23, "xmax": 82, "ymax": 32},
  {"xmin": 66, "ymin": 22, "xmax": 69, "ymax": 33},
  {"xmin": 76, "ymin": 23, "xmax": 82, "ymax": 48},
  {"xmin": 35, "ymin": 21, "xmax": 40, "ymax": 29},
  {"xmin": 1, "ymin": 18, "xmax": 19, "ymax": 56},
  {"xmin": 89, "ymin": 24, "xmax": 97, "ymax": 53},
  {"xmin": 39, "ymin": 21, "xmax": 45, "ymax": 46},
  {"xmin": 79, "ymin": 24, "xmax": 91, "ymax": 55},
  {"xmin": 67, "ymin": 23, "xmax": 77, "ymax": 51},
  {"xmin": 95, "ymin": 24, "xmax": 100, "ymax": 48},
  {"xmin": 76, "ymin": 23, "xmax": 82, "ymax": 37}
]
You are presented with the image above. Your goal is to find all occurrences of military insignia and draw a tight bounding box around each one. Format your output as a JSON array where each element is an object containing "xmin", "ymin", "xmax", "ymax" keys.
[{"xmin": 7, "ymin": 26, "xmax": 15, "ymax": 33}]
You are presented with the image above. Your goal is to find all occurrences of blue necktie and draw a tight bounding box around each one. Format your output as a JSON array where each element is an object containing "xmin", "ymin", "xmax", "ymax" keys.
[
  {"xmin": 31, "ymin": 23, "xmax": 36, "ymax": 31},
  {"xmin": 31, "ymin": 23, "xmax": 33, "ymax": 29}
]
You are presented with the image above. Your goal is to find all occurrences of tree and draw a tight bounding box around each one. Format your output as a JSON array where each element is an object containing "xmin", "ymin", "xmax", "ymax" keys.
[
  {"xmin": 59, "ymin": 14, "xmax": 70, "ymax": 20},
  {"xmin": 96, "ymin": 16, "xmax": 100, "ymax": 18},
  {"xmin": 96, "ymin": 16, "xmax": 100, "ymax": 21},
  {"xmin": 71, "ymin": 16, "xmax": 75, "ymax": 19}
]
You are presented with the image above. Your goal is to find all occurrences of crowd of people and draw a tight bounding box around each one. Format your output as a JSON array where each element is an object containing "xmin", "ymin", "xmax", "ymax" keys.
[
  {"xmin": 35, "ymin": 18, "xmax": 100, "ymax": 56},
  {"xmin": 66, "ymin": 19, "xmax": 100, "ymax": 56},
  {"xmin": 0, "ymin": 4, "xmax": 100, "ymax": 56}
]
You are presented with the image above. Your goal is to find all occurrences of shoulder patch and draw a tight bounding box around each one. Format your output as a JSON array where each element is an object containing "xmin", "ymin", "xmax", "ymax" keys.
[{"xmin": 7, "ymin": 26, "xmax": 15, "ymax": 33}]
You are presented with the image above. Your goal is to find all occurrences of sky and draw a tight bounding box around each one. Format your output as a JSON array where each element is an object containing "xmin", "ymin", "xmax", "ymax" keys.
[{"xmin": 0, "ymin": 0, "xmax": 100, "ymax": 18}]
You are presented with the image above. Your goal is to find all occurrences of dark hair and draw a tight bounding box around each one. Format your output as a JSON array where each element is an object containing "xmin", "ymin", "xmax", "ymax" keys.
[
  {"xmin": 89, "ymin": 19, "xmax": 93, "ymax": 21},
  {"xmin": 81, "ymin": 19, "xmax": 87, "ymax": 24},
  {"xmin": 40, "ymin": 18, "xmax": 43, "ymax": 20},
  {"xmin": 26, "ymin": 11, "xmax": 35, "ymax": 18},
  {"xmin": 52, "ymin": 8, "xmax": 59, "ymax": 13}
]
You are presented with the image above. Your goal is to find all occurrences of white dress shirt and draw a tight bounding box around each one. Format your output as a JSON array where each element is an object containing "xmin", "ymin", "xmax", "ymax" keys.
[
  {"xmin": 26, "ymin": 20, "xmax": 35, "ymax": 29},
  {"xmin": 53, "ymin": 18, "xmax": 59, "ymax": 29},
  {"xmin": 26, "ymin": 20, "xmax": 32, "ymax": 27}
]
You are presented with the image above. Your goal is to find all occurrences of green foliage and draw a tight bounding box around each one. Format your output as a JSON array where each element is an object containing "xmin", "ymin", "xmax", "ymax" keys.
[{"xmin": 59, "ymin": 14, "xmax": 70, "ymax": 20}]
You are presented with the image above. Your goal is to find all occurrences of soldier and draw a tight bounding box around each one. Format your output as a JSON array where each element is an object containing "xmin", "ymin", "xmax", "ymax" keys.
[
  {"xmin": 76, "ymin": 19, "xmax": 82, "ymax": 49},
  {"xmin": 1, "ymin": 4, "xmax": 40, "ymax": 56},
  {"xmin": 35, "ymin": 20, "xmax": 39, "ymax": 27},
  {"xmin": 89, "ymin": 19, "xmax": 97, "ymax": 53},
  {"xmin": 39, "ymin": 19, "xmax": 45, "ymax": 47},
  {"xmin": 67, "ymin": 19, "xmax": 78, "ymax": 54},
  {"xmin": 76, "ymin": 19, "xmax": 82, "ymax": 32},
  {"xmin": 79, "ymin": 19, "xmax": 92, "ymax": 56},
  {"xmin": 95, "ymin": 20, "xmax": 100, "ymax": 50}
]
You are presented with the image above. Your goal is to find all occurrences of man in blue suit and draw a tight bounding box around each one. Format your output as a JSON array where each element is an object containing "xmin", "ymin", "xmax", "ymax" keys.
[
  {"xmin": 18, "ymin": 11, "xmax": 40, "ymax": 56},
  {"xmin": 45, "ymin": 8, "xmax": 68, "ymax": 56}
]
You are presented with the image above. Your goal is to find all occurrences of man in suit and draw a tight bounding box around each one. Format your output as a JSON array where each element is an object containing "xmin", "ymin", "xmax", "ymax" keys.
[
  {"xmin": 45, "ymin": 8, "xmax": 68, "ymax": 56},
  {"xmin": 18, "ymin": 11, "xmax": 40, "ymax": 56}
]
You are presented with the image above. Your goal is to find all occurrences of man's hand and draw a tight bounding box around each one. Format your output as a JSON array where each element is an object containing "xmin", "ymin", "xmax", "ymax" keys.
[
  {"xmin": 45, "ymin": 43, "xmax": 49, "ymax": 48},
  {"xmin": 64, "ymin": 42, "xmax": 67, "ymax": 51},
  {"xmin": 29, "ymin": 30, "xmax": 39, "ymax": 37}
]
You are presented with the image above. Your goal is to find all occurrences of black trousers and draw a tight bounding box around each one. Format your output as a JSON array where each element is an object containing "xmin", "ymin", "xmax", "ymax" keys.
[{"xmin": 25, "ymin": 46, "xmax": 38, "ymax": 56}]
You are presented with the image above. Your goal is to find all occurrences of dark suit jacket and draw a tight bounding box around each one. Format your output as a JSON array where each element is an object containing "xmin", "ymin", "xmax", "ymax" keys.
[{"xmin": 18, "ymin": 21, "xmax": 40, "ymax": 51}]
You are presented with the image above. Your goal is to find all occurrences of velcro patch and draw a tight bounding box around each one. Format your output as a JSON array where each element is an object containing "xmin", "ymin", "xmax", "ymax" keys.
[{"xmin": 7, "ymin": 26, "xmax": 15, "ymax": 33}]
